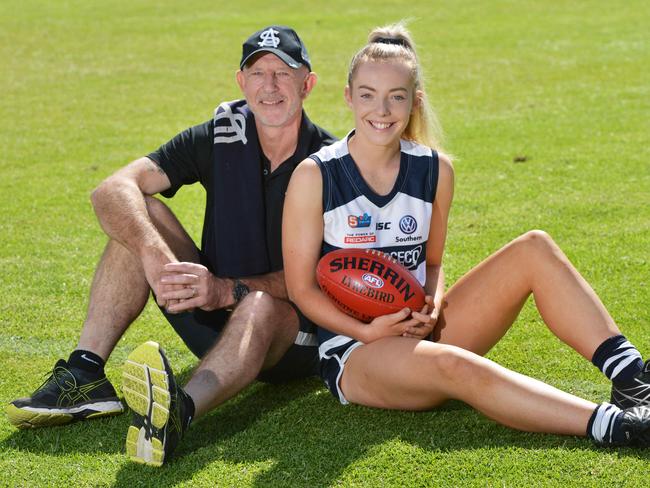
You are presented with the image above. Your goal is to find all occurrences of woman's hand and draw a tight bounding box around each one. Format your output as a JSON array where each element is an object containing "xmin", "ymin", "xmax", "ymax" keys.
[
  {"xmin": 362, "ymin": 306, "xmax": 429, "ymax": 343},
  {"xmin": 402, "ymin": 295, "xmax": 438, "ymax": 339}
]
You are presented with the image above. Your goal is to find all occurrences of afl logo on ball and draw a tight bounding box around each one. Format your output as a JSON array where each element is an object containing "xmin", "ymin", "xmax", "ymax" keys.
[
  {"xmin": 362, "ymin": 273, "xmax": 384, "ymax": 289},
  {"xmin": 399, "ymin": 215, "xmax": 417, "ymax": 234}
]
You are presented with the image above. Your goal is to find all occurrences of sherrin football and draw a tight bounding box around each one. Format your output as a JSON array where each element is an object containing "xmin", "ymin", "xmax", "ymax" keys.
[{"xmin": 316, "ymin": 248, "xmax": 426, "ymax": 323}]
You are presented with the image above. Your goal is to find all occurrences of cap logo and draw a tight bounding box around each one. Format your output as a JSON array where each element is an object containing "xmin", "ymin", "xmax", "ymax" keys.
[{"xmin": 258, "ymin": 28, "xmax": 280, "ymax": 48}]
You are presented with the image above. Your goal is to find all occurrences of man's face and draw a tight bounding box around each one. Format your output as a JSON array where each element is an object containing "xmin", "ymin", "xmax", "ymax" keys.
[{"xmin": 236, "ymin": 53, "xmax": 315, "ymax": 128}]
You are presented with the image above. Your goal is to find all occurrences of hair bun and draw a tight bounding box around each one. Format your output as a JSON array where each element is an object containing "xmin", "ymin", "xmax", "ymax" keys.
[{"xmin": 373, "ymin": 37, "xmax": 408, "ymax": 47}]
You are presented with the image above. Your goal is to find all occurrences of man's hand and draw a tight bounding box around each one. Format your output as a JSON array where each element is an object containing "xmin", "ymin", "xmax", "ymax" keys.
[
  {"xmin": 139, "ymin": 247, "xmax": 181, "ymax": 309},
  {"xmin": 160, "ymin": 262, "xmax": 234, "ymax": 313}
]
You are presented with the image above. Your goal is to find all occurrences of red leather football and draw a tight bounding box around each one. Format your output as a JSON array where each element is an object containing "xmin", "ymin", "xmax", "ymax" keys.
[{"xmin": 316, "ymin": 248, "xmax": 426, "ymax": 323}]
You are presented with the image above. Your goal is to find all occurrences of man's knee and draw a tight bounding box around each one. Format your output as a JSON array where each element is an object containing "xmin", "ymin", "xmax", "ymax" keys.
[
  {"xmin": 144, "ymin": 195, "xmax": 182, "ymax": 235},
  {"xmin": 232, "ymin": 291, "xmax": 294, "ymax": 324},
  {"xmin": 234, "ymin": 291, "xmax": 274, "ymax": 319},
  {"xmin": 144, "ymin": 196, "xmax": 198, "ymax": 262},
  {"xmin": 229, "ymin": 292, "xmax": 297, "ymax": 339},
  {"xmin": 144, "ymin": 195, "xmax": 172, "ymax": 221}
]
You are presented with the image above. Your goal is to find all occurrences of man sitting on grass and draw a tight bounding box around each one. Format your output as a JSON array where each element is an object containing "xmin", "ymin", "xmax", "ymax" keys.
[{"xmin": 7, "ymin": 25, "xmax": 335, "ymax": 467}]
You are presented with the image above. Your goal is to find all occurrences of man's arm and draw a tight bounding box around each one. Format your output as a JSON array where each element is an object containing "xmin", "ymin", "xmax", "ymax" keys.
[
  {"xmin": 91, "ymin": 157, "xmax": 171, "ymax": 249},
  {"xmin": 237, "ymin": 270, "xmax": 288, "ymax": 300},
  {"xmin": 90, "ymin": 157, "xmax": 177, "ymax": 304}
]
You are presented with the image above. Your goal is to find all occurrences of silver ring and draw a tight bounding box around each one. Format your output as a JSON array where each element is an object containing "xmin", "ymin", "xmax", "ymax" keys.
[{"xmin": 190, "ymin": 286, "xmax": 197, "ymax": 298}]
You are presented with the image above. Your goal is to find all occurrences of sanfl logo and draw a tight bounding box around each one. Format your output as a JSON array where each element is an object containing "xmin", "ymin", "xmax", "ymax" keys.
[{"xmin": 258, "ymin": 28, "xmax": 280, "ymax": 48}]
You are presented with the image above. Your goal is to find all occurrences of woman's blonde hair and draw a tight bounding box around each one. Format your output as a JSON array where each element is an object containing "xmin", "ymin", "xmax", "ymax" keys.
[{"xmin": 348, "ymin": 23, "xmax": 443, "ymax": 150}]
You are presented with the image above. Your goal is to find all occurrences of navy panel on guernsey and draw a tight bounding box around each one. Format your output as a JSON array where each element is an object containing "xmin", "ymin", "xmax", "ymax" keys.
[{"xmin": 309, "ymin": 132, "xmax": 439, "ymax": 403}]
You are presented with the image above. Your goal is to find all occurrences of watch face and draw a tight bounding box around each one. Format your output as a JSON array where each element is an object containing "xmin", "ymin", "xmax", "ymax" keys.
[{"xmin": 233, "ymin": 281, "xmax": 250, "ymax": 302}]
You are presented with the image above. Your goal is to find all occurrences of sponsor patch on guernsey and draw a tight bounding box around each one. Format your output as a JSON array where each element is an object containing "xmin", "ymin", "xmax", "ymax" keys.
[{"xmin": 344, "ymin": 235, "xmax": 376, "ymax": 244}]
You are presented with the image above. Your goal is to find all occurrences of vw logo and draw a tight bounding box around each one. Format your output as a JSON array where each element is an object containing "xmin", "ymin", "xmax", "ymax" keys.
[{"xmin": 399, "ymin": 215, "xmax": 417, "ymax": 234}]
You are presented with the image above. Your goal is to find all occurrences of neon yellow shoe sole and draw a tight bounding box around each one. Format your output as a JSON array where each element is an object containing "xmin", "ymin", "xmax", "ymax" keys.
[{"xmin": 122, "ymin": 341, "xmax": 172, "ymax": 467}]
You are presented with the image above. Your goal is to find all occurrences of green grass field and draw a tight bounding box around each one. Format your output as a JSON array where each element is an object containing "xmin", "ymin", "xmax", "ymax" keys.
[{"xmin": 1, "ymin": 0, "xmax": 649, "ymax": 486}]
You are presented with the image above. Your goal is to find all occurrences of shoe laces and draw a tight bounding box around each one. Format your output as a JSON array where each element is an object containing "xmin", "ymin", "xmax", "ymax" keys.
[{"xmin": 34, "ymin": 362, "xmax": 78, "ymax": 394}]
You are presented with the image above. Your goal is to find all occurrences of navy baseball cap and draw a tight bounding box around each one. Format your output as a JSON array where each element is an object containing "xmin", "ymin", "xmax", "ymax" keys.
[{"xmin": 240, "ymin": 26, "xmax": 311, "ymax": 71}]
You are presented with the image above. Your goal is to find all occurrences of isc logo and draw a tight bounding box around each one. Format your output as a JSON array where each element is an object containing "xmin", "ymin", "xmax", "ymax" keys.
[
  {"xmin": 362, "ymin": 273, "xmax": 385, "ymax": 289},
  {"xmin": 376, "ymin": 222, "xmax": 391, "ymax": 230}
]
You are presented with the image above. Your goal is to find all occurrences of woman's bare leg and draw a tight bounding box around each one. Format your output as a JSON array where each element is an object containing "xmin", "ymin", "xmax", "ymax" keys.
[
  {"xmin": 341, "ymin": 338, "xmax": 595, "ymax": 435},
  {"xmin": 436, "ymin": 230, "xmax": 619, "ymax": 359}
]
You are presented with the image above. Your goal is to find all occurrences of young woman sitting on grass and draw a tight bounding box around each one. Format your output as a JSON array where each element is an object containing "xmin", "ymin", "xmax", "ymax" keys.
[{"xmin": 282, "ymin": 23, "xmax": 650, "ymax": 447}]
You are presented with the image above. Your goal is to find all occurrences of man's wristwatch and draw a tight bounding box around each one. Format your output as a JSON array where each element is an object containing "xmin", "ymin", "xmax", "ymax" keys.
[{"xmin": 232, "ymin": 279, "xmax": 250, "ymax": 303}]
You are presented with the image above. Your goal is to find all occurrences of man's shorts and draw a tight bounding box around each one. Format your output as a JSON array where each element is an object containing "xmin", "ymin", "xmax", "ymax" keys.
[{"xmin": 160, "ymin": 304, "xmax": 319, "ymax": 384}]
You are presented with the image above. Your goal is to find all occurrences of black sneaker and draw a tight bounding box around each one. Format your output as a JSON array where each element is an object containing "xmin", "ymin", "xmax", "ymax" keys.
[
  {"xmin": 6, "ymin": 359, "xmax": 124, "ymax": 428},
  {"xmin": 610, "ymin": 406, "xmax": 650, "ymax": 447},
  {"xmin": 611, "ymin": 360, "xmax": 650, "ymax": 409},
  {"xmin": 122, "ymin": 341, "xmax": 192, "ymax": 467}
]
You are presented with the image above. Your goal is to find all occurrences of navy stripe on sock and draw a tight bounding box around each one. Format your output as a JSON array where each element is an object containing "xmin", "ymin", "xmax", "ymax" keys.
[
  {"xmin": 588, "ymin": 403, "xmax": 621, "ymax": 444},
  {"xmin": 592, "ymin": 335, "xmax": 643, "ymax": 384}
]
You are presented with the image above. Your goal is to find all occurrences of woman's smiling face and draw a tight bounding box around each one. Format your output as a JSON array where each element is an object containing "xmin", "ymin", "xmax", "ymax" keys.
[{"xmin": 345, "ymin": 59, "xmax": 417, "ymax": 147}]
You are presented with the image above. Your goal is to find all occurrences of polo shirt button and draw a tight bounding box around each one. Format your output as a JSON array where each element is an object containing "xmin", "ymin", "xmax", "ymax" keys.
[{"xmin": 263, "ymin": 169, "xmax": 269, "ymax": 176}]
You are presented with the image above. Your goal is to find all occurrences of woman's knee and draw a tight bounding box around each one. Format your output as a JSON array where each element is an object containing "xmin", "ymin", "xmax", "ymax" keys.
[
  {"xmin": 519, "ymin": 229, "xmax": 554, "ymax": 247},
  {"xmin": 427, "ymin": 345, "xmax": 477, "ymax": 385},
  {"xmin": 513, "ymin": 229, "xmax": 560, "ymax": 259}
]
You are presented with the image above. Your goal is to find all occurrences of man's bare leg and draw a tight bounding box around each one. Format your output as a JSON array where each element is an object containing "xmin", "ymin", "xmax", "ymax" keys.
[
  {"xmin": 6, "ymin": 197, "xmax": 197, "ymax": 428},
  {"xmin": 185, "ymin": 292, "xmax": 299, "ymax": 417},
  {"xmin": 122, "ymin": 292, "xmax": 301, "ymax": 466},
  {"xmin": 77, "ymin": 196, "xmax": 198, "ymax": 361}
]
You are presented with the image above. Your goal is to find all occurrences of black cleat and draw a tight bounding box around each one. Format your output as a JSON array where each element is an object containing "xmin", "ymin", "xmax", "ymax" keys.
[
  {"xmin": 122, "ymin": 341, "xmax": 192, "ymax": 466},
  {"xmin": 6, "ymin": 359, "xmax": 124, "ymax": 428},
  {"xmin": 611, "ymin": 360, "xmax": 650, "ymax": 409},
  {"xmin": 613, "ymin": 406, "xmax": 650, "ymax": 447}
]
